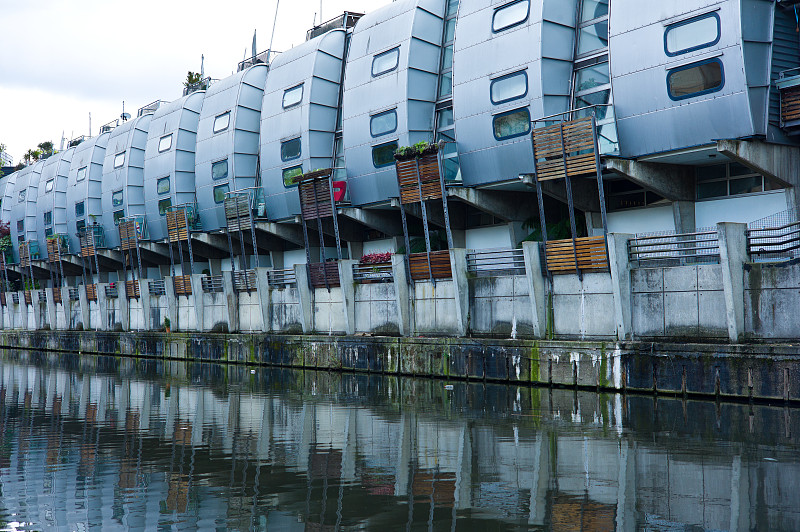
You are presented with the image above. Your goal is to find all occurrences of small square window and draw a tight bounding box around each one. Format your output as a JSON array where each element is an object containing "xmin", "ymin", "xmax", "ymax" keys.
[
  {"xmin": 213, "ymin": 111, "xmax": 231, "ymax": 134},
  {"xmin": 75, "ymin": 202, "xmax": 85, "ymax": 217},
  {"xmin": 282, "ymin": 84, "xmax": 304, "ymax": 109},
  {"xmin": 44, "ymin": 211, "xmax": 52, "ymax": 226},
  {"xmin": 372, "ymin": 47, "xmax": 400, "ymax": 77},
  {"xmin": 212, "ymin": 159, "xmax": 228, "ymax": 180},
  {"xmin": 45, "ymin": 227, "xmax": 53, "ymax": 238},
  {"xmin": 113, "ymin": 210, "xmax": 125, "ymax": 224},
  {"xmin": 158, "ymin": 134, "xmax": 173, "ymax": 152},
  {"xmin": 281, "ymin": 138, "xmax": 301, "ymax": 161},
  {"xmin": 158, "ymin": 198, "xmax": 172, "ymax": 215},
  {"xmin": 372, "ymin": 142, "xmax": 398, "ymax": 168},
  {"xmin": 76, "ymin": 166, "xmax": 87, "ymax": 182},
  {"xmin": 114, "ymin": 153, "xmax": 125, "ymax": 168},
  {"xmin": 282, "ymin": 166, "xmax": 303, "ymax": 187},
  {"xmin": 213, "ymin": 183, "xmax": 229, "ymax": 203},
  {"xmin": 157, "ymin": 176, "xmax": 170, "ymax": 195},
  {"xmin": 112, "ymin": 190, "xmax": 123, "ymax": 207},
  {"xmin": 45, "ymin": 179, "xmax": 55, "ymax": 193}
]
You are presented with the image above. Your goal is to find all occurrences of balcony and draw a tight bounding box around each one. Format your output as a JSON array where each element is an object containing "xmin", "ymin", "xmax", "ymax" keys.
[
  {"xmin": 777, "ymin": 68, "xmax": 800, "ymax": 132},
  {"xmin": 306, "ymin": 12, "xmax": 363, "ymax": 41},
  {"xmin": 237, "ymin": 50, "xmax": 279, "ymax": 72}
]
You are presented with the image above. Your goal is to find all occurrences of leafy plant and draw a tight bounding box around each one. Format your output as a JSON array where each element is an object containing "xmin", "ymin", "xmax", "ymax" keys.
[
  {"xmin": 184, "ymin": 71, "xmax": 202, "ymax": 87},
  {"xmin": 164, "ymin": 316, "xmax": 171, "ymax": 330},
  {"xmin": 360, "ymin": 252, "xmax": 391, "ymax": 264}
]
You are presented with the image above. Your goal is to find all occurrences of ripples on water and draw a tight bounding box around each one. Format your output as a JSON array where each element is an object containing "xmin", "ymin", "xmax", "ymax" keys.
[{"xmin": 0, "ymin": 351, "xmax": 798, "ymax": 531}]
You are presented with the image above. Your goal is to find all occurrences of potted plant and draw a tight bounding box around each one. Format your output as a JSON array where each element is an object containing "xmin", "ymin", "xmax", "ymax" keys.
[
  {"xmin": 164, "ymin": 316, "xmax": 171, "ymax": 333},
  {"xmin": 359, "ymin": 252, "xmax": 392, "ymax": 283}
]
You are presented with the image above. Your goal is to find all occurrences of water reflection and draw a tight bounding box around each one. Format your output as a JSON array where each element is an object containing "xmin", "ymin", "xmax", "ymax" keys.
[{"xmin": 0, "ymin": 352, "xmax": 798, "ymax": 530}]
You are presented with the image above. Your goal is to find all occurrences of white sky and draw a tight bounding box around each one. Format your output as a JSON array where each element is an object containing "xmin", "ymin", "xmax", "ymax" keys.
[{"xmin": 0, "ymin": 0, "xmax": 393, "ymax": 164}]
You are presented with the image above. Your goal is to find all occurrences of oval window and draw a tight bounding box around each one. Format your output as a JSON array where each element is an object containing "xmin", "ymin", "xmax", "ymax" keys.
[
  {"xmin": 370, "ymin": 110, "xmax": 398, "ymax": 137},
  {"xmin": 492, "ymin": 0, "xmax": 529, "ymax": 32},
  {"xmin": 212, "ymin": 159, "xmax": 228, "ymax": 180},
  {"xmin": 372, "ymin": 47, "xmax": 400, "ymax": 77},
  {"xmin": 493, "ymin": 107, "xmax": 531, "ymax": 140},
  {"xmin": 281, "ymin": 138, "xmax": 301, "ymax": 161},
  {"xmin": 157, "ymin": 176, "xmax": 170, "ymax": 195},
  {"xmin": 667, "ymin": 58, "xmax": 724, "ymax": 100},
  {"xmin": 158, "ymin": 134, "xmax": 173, "ymax": 152},
  {"xmin": 665, "ymin": 13, "xmax": 720, "ymax": 57},
  {"xmin": 282, "ymin": 166, "xmax": 303, "ymax": 187},
  {"xmin": 112, "ymin": 190, "xmax": 124, "ymax": 207},
  {"xmin": 213, "ymin": 111, "xmax": 230, "ymax": 134},
  {"xmin": 490, "ymin": 71, "xmax": 528, "ymax": 105},
  {"xmin": 372, "ymin": 142, "xmax": 398, "ymax": 168},
  {"xmin": 114, "ymin": 153, "xmax": 125, "ymax": 168},
  {"xmin": 213, "ymin": 183, "xmax": 229, "ymax": 203},
  {"xmin": 282, "ymin": 84, "xmax": 304, "ymax": 109}
]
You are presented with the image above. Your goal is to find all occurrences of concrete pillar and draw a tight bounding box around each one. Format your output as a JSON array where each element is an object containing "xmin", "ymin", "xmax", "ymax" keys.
[
  {"xmin": 449, "ymin": 248, "xmax": 469, "ymax": 337},
  {"xmin": 346, "ymin": 242, "xmax": 363, "ymax": 262},
  {"xmin": 60, "ymin": 287, "xmax": 69, "ymax": 330},
  {"xmin": 294, "ymin": 264, "xmax": 314, "ymax": 334},
  {"xmin": 269, "ymin": 251, "xmax": 284, "ymax": 270},
  {"xmin": 717, "ymin": 222, "xmax": 747, "ymax": 343},
  {"xmin": 584, "ymin": 212, "xmax": 604, "ymax": 237},
  {"xmin": 672, "ymin": 201, "xmax": 696, "ymax": 233},
  {"xmin": 521, "ymin": 241, "xmax": 546, "ymax": 339},
  {"xmin": 96, "ymin": 283, "xmax": 109, "ymax": 331},
  {"xmin": 190, "ymin": 274, "xmax": 204, "ymax": 332},
  {"xmin": 338, "ymin": 260, "xmax": 357, "ymax": 335},
  {"xmin": 255, "ymin": 268, "xmax": 271, "ymax": 333},
  {"xmin": 79, "ymin": 285, "xmax": 90, "ymax": 330},
  {"xmin": 163, "ymin": 277, "xmax": 178, "ymax": 332},
  {"xmin": 119, "ymin": 281, "xmax": 130, "ymax": 331},
  {"xmin": 221, "ymin": 273, "xmax": 239, "ymax": 332},
  {"xmin": 607, "ymin": 233, "xmax": 634, "ymax": 341},
  {"xmin": 139, "ymin": 279, "xmax": 152, "ymax": 331},
  {"xmin": 45, "ymin": 288, "xmax": 57, "ymax": 329},
  {"xmin": 31, "ymin": 290, "xmax": 43, "ymax": 330},
  {"xmin": 16, "ymin": 291, "xmax": 25, "ymax": 330},
  {"xmin": 391, "ymin": 254, "xmax": 411, "ymax": 336}
]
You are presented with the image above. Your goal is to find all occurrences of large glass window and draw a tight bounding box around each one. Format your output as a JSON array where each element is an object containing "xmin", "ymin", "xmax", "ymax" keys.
[
  {"xmin": 114, "ymin": 153, "xmax": 125, "ymax": 168},
  {"xmin": 213, "ymin": 183, "xmax": 229, "ymax": 203},
  {"xmin": 370, "ymin": 110, "xmax": 398, "ymax": 137},
  {"xmin": 667, "ymin": 59, "xmax": 724, "ymax": 100},
  {"xmin": 281, "ymin": 138, "xmax": 301, "ymax": 161},
  {"xmin": 490, "ymin": 71, "xmax": 528, "ymax": 104},
  {"xmin": 45, "ymin": 179, "xmax": 54, "ymax": 193},
  {"xmin": 112, "ymin": 190, "xmax": 123, "ymax": 208},
  {"xmin": 158, "ymin": 198, "xmax": 172, "ymax": 215},
  {"xmin": 213, "ymin": 111, "xmax": 230, "ymax": 134},
  {"xmin": 492, "ymin": 108, "xmax": 531, "ymax": 140},
  {"xmin": 665, "ymin": 13, "xmax": 720, "ymax": 56},
  {"xmin": 282, "ymin": 166, "xmax": 303, "ymax": 187},
  {"xmin": 576, "ymin": 0, "xmax": 608, "ymax": 58},
  {"xmin": 75, "ymin": 202, "xmax": 84, "ymax": 218},
  {"xmin": 435, "ymin": 1, "xmax": 461, "ymax": 183},
  {"xmin": 76, "ymin": 166, "xmax": 87, "ymax": 182},
  {"xmin": 371, "ymin": 142, "xmax": 398, "ymax": 168},
  {"xmin": 212, "ymin": 159, "xmax": 228, "ymax": 180},
  {"xmin": 372, "ymin": 47, "xmax": 400, "ymax": 77},
  {"xmin": 157, "ymin": 176, "xmax": 170, "ymax": 195},
  {"xmin": 158, "ymin": 134, "xmax": 173, "ymax": 152},
  {"xmin": 282, "ymin": 84, "xmax": 303, "ymax": 109},
  {"xmin": 696, "ymin": 162, "xmax": 782, "ymax": 200},
  {"xmin": 492, "ymin": 0, "xmax": 529, "ymax": 32}
]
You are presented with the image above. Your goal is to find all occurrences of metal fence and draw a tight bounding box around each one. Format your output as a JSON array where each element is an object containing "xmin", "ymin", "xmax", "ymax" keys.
[
  {"xmin": 747, "ymin": 208, "xmax": 800, "ymax": 263},
  {"xmin": 105, "ymin": 284, "xmax": 119, "ymax": 299},
  {"xmin": 628, "ymin": 229, "xmax": 720, "ymax": 268},
  {"xmin": 267, "ymin": 268, "xmax": 297, "ymax": 288},
  {"xmin": 353, "ymin": 263, "xmax": 394, "ymax": 284},
  {"xmin": 11, "ymin": 293, "xmax": 19, "ymax": 304},
  {"xmin": 466, "ymin": 248, "xmax": 526, "ymax": 277},
  {"xmin": 148, "ymin": 279, "xmax": 167, "ymax": 296},
  {"xmin": 201, "ymin": 275, "xmax": 224, "ymax": 293},
  {"xmin": 68, "ymin": 288, "xmax": 80, "ymax": 301}
]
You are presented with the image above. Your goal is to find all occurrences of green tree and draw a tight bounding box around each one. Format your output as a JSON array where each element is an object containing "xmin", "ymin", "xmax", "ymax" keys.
[
  {"xmin": 0, "ymin": 143, "xmax": 6, "ymax": 178},
  {"xmin": 37, "ymin": 141, "xmax": 54, "ymax": 157},
  {"xmin": 184, "ymin": 71, "xmax": 202, "ymax": 88},
  {"xmin": 23, "ymin": 149, "xmax": 42, "ymax": 164}
]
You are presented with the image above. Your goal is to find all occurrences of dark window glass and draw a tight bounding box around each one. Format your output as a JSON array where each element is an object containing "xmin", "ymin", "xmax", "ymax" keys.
[
  {"xmin": 75, "ymin": 202, "xmax": 85, "ymax": 217},
  {"xmin": 158, "ymin": 198, "xmax": 172, "ymax": 215},
  {"xmin": 281, "ymin": 138, "xmax": 301, "ymax": 161},
  {"xmin": 282, "ymin": 166, "xmax": 304, "ymax": 187},
  {"xmin": 213, "ymin": 184, "xmax": 229, "ymax": 203},
  {"xmin": 667, "ymin": 59, "xmax": 724, "ymax": 100},
  {"xmin": 493, "ymin": 108, "xmax": 531, "ymax": 140},
  {"xmin": 44, "ymin": 211, "xmax": 52, "ymax": 226},
  {"xmin": 112, "ymin": 190, "xmax": 123, "ymax": 207},
  {"xmin": 113, "ymin": 210, "xmax": 125, "ymax": 224},
  {"xmin": 730, "ymin": 177, "xmax": 762, "ymax": 196},
  {"xmin": 76, "ymin": 220, "xmax": 86, "ymax": 232},
  {"xmin": 372, "ymin": 142, "xmax": 398, "ymax": 168},
  {"xmin": 16, "ymin": 220, "xmax": 23, "ymax": 233},
  {"xmin": 212, "ymin": 159, "xmax": 228, "ymax": 180},
  {"xmin": 697, "ymin": 180, "xmax": 727, "ymax": 199},
  {"xmin": 370, "ymin": 110, "xmax": 398, "ymax": 137},
  {"xmin": 45, "ymin": 227, "xmax": 53, "ymax": 238}
]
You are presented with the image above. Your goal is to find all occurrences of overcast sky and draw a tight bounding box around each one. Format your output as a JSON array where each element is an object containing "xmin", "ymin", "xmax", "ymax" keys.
[{"xmin": 0, "ymin": 0, "xmax": 392, "ymax": 164}]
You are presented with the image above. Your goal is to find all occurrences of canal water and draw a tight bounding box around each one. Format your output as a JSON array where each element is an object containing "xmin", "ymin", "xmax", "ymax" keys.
[{"xmin": 0, "ymin": 353, "xmax": 798, "ymax": 531}]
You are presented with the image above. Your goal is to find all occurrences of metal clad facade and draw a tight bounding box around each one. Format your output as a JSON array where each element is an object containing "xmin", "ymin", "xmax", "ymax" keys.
[
  {"xmin": 9, "ymin": 161, "xmax": 44, "ymax": 252},
  {"xmin": 37, "ymin": 148, "xmax": 75, "ymax": 257},
  {"xmin": 342, "ymin": 0, "xmax": 444, "ymax": 206},
  {"xmin": 66, "ymin": 134, "xmax": 109, "ymax": 253},
  {"xmin": 261, "ymin": 30, "xmax": 346, "ymax": 221},
  {"xmin": 195, "ymin": 65, "xmax": 268, "ymax": 231}
]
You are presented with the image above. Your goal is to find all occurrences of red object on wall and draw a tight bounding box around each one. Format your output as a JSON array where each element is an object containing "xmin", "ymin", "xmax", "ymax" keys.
[{"xmin": 332, "ymin": 181, "xmax": 347, "ymax": 202}]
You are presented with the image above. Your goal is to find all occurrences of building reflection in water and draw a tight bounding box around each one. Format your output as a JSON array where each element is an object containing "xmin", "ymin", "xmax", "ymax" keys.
[{"xmin": 0, "ymin": 354, "xmax": 797, "ymax": 530}]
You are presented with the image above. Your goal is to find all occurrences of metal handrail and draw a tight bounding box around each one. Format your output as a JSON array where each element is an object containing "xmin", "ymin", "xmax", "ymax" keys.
[
  {"xmin": 628, "ymin": 230, "xmax": 720, "ymax": 267},
  {"xmin": 531, "ymin": 104, "xmax": 613, "ymax": 125},
  {"xmin": 201, "ymin": 274, "xmax": 224, "ymax": 293},
  {"xmin": 353, "ymin": 262, "xmax": 393, "ymax": 283},
  {"xmin": 779, "ymin": 66, "xmax": 800, "ymax": 80},
  {"xmin": 105, "ymin": 284, "xmax": 119, "ymax": 298},
  {"xmin": 68, "ymin": 287, "xmax": 80, "ymax": 301},
  {"xmin": 267, "ymin": 268, "xmax": 297, "ymax": 287},
  {"xmin": 747, "ymin": 221, "xmax": 800, "ymax": 261},
  {"xmin": 148, "ymin": 279, "xmax": 167, "ymax": 296},
  {"xmin": 466, "ymin": 248, "xmax": 526, "ymax": 276},
  {"xmin": 137, "ymin": 100, "xmax": 163, "ymax": 117}
]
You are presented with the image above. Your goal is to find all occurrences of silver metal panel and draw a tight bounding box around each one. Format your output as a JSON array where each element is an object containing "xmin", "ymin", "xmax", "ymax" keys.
[
  {"xmin": 452, "ymin": 0, "xmax": 576, "ymax": 187},
  {"xmin": 101, "ymin": 115, "xmax": 152, "ymax": 248},
  {"xmin": 37, "ymin": 148, "xmax": 75, "ymax": 258},
  {"xmin": 9, "ymin": 161, "xmax": 44, "ymax": 254},
  {"xmin": 610, "ymin": 0, "xmax": 756, "ymax": 158},
  {"xmin": 261, "ymin": 30, "xmax": 346, "ymax": 221},
  {"xmin": 342, "ymin": 0, "xmax": 444, "ymax": 206},
  {"xmin": 143, "ymin": 91, "xmax": 205, "ymax": 241},
  {"xmin": 195, "ymin": 65, "xmax": 268, "ymax": 231},
  {"xmin": 66, "ymin": 133, "xmax": 109, "ymax": 253},
  {"xmin": 0, "ymin": 170, "xmax": 19, "ymax": 256}
]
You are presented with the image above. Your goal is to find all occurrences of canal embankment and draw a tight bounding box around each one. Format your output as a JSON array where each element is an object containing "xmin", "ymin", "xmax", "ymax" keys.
[{"xmin": 3, "ymin": 330, "xmax": 800, "ymax": 403}]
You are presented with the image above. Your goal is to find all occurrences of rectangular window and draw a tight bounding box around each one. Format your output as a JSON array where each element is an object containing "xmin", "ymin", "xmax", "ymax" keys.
[
  {"xmin": 281, "ymin": 138, "xmax": 301, "ymax": 161},
  {"xmin": 16, "ymin": 220, "xmax": 23, "ymax": 233},
  {"xmin": 372, "ymin": 142, "xmax": 398, "ymax": 168},
  {"xmin": 576, "ymin": 19, "xmax": 608, "ymax": 56},
  {"xmin": 157, "ymin": 176, "xmax": 170, "ymax": 195},
  {"xmin": 18, "ymin": 190, "xmax": 25, "ymax": 203},
  {"xmin": 158, "ymin": 134, "xmax": 173, "ymax": 152},
  {"xmin": 282, "ymin": 166, "xmax": 303, "ymax": 187},
  {"xmin": 580, "ymin": 0, "xmax": 608, "ymax": 22},
  {"xmin": 665, "ymin": 13, "xmax": 720, "ymax": 57},
  {"xmin": 76, "ymin": 166, "xmax": 87, "ymax": 182},
  {"xmin": 667, "ymin": 58, "xmax": 724, "ymax": 101},
  {"xmin": 158, "ymin": 198, "xmax": 172, "ymax": 215},
  {"xmin": 370, "ymin": 109, "xmax": 398, "ymax": 137},
  {"xmin": 113, "ymin": 210, "xmax": 125, "ymax": 224},
  {"xmin": 114, "ymin": 152, "xmax": 125, "ymax": 168},
  {"xmin": 492, "ymin": 0, "xmax": 529, "ymax": 32},
  {"xmin": 493, "ymin": 108, "xmax": 531, "ymax": 140},
  {"xmin": 45, "ymin": 227, "xmax": 53, "ymax": 238},
  {"xmin": 372, "ymin": 47, "xmax": 400, "ymax": 77},
  {"xmin": 112, "ymin": 190, "xmax": 124, "ymax": 208},
  {"xmin": 44, "ymin": 211, "xmax": 52, "ymax": 226},
  {"xmin": 282, "ymin": 84, "xmax": 304, "ymax": 109},
  {"xmin": 76, "ymin": 219, "xmax": 86, "ymax": 232},
  {"xmin": 75, "ymin": 202, "xmax": 85, "ymax": 217},
  {"xmin": 213, "ymin": 183, "xmax": 229, "ymax": 203},
  {"xmin": 213, "ymin": 111, "xmax": 230, "ymax": 134},
  {"xmin": 212, "ymin": 159, "xmax": 228, "ymax": 180},
  {"xmin": 45, "ymin": 179, "xmax": 54, "ymax": 193},
  {"xmin": 574, "ymin": 61, "xmax": 610, "ymax": 93},
  {"xmin": 490, "ymin": 70, "xmax": 528, "ymax": 105}
]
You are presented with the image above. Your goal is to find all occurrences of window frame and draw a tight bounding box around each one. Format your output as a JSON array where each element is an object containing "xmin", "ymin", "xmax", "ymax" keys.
[
  {"xmin": 213, "ymin": 183, "xmax": 230, "ymax": 204},
  {"xmin": 664, "ymin": 12, "xmax": 721, "ymax": 57},
  {"xmin": 282, "ymin": 84, "xmax": 304, "ymax": 109},
  {"xmin": 371, "ymin": 47, "xmax": 400, "ymax": 77},
  {"xmin": 213, "ymin": 111, "xmax": 231, "ymax": 134},
  {"xmin": 113, "ymin": 152, "xmax": 125, "ymax": 169},
  {"xmin": 112, "ymin": 189, "xmax": 124, "ymax": 208},
  {"xmin": 282, "ymin": 165, "xmax": 304, "ymax": 188},
  {"xmin": 490, "ymin": 70, "xmax": 529, "ymax": 105},
  {"xmin": 280, "ymin": 137, "xmax": 302, "ymax": 162},
  {"xmin": 75, "ymin": 202, "xmax": 85, "ymax": 218},
  {"xmin": 492, "ymin": 107, "xmax": 531, "ymax": 141},
  {"xmin": 157, "ymin": 176, "xmax": 171, "ymax": 195},
  {"xmin": 158, "ymin": 134, "xmax": 173, "ymax": 153},
  {"xmin": 45, "ymin": 179, "xmax": 55, "ymax": 193},
  {"xmin": 492, "ymin": 0, "xmax": 530, "ymax": 33},
  {"xmin": 371, "ymin": 141, "xmax": 399, "ymax": 168},
  {"xmin": 76, "ymin": 166, "xmax": 87, "ymax": 182},
  {"xmin": 212, "ymin": 158, "xmax": 229, "ymax": 180},
  {"xmin": 17, "ymin": 190, "xmax": 25, "ymax": 203},
  {"xmin": 44, "ymin": 211, "xmax": 52, "ymax": 226},
  {"xmin": 158, "ymin": 198, "xmax": 172, "ymax": 215},
  {"xmin": 370, "ymin": 109, "xmax": 399, "ymax": 138},
  {"xmin": 666, "ymin": 57, "xmax": 724, "ymax": 101},
  {"xmin": 113, "ymin": 210, "xmax": 125, "ymax": 224}
]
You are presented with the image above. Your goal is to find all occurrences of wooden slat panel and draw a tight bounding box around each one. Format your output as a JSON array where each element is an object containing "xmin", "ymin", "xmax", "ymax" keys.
[
  {"xmin": 125, "ymin": 280, "xmax": 140, "ymax": 299},
  {"xmin": 395, "ymin": 156, "xmax": 444, "ymax": 205},
  {"xmin": 173, "ymin": 275, "xmax": 193, "ymax": 296},
  {"xmin": 782, "ymin": 86, "xmax": 800, "ymax": 124},
  {"xmin": 408, "ymin": 250, "xmax": 452, "ymax": 281},
  {"xmin": 86, "ymin": 284, "xmax": 97, "ymax": 302},
  {"xmin": 308, "ymin": 261, "xmax": 341, "ymax": 288},
  {"xmin": 298, "ymin": 176, "xmax": 335, "ymax": 221},
  {"xmin": 24, "ymin": 290, "xmax": 31, "ymax": 305},
  {"xmin": 52, "ymin": 289, "xmax": 62, "ymax": 305},
  {"xmin": 533, "ymin": 117, "xmax": 598, "ymax": 182},
  {"xmin": 224, "ymin": 196, "xmax": 253, "ymax": 232},
  {"xmin": 233, "ymin": 269, "xmax": 258, "ymax": 292},
  {"xmin": 545, "ymin": 236, "xmax": 609, "ymax": 273}
]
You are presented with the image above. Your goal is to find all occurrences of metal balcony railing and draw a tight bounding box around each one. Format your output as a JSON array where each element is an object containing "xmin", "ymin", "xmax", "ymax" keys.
[
  {"xmin": 267, "ymin": 268, "xmax": 296, "ymax": 288},
  {"xmin": 628, "ymin": 229, "xmax": 720, "ymax": 268},
  {"xmin": 137, "ymin": 100, "xmax": 163, "ymax": 117},
  {"xmin": 68, "ymin": 288, "xmax": 80, "ymax": 301},
  {"xmin": 201, "ymin": 275, "xmax": 224, "ymax": 293},
  {"xmin": 148, "ymin": 279, "xmax": 167, "ymax": 296},
  {"xmin": 353, "ymin": 262, "xmax": 393, "ymax": 284},
  {"xmin": 306, "ymin": 12, "xmax": 363, "ymax": 40},
  {"xmin": 105, "ymin": 284, "xmax": 119, "ymax": 299},
  {"xmin": 466, "ymin": 248, "xmax": 526, "ymax": 277},
  {"xmin": 237, "ymin": 49, "xmax": 279, "ymax": 72}
]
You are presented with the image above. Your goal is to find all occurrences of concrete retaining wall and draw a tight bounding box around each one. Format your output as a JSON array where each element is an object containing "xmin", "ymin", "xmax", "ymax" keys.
[
  {"xmin": 469, "ymin": 274, "xmax": 533, "ymax": 338},
  {"xmin": 552, "ymin": 273, "xmax": 616, "ymax": 340}
]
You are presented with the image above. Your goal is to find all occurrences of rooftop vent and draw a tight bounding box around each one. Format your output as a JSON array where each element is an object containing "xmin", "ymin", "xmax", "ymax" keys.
[
  {"xmin": 237, "ymin": 49, "xmax": 278, "ymax": 72},
  {"xmin": 306, "ymin": 12, "xmax": 363, "ymax": 41},
  {"xmin": 137, "ymin": 100, "xmax": 163, "ymax": 117},
  {"xmin": 99, "ymin": 119, "xmax": 119, "ymax": 134}
]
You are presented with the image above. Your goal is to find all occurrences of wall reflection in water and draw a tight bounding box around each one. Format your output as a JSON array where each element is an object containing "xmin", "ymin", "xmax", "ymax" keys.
[{"xmin": 0, "ymin": 352, "xmax": 798, "ymax": 530}]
